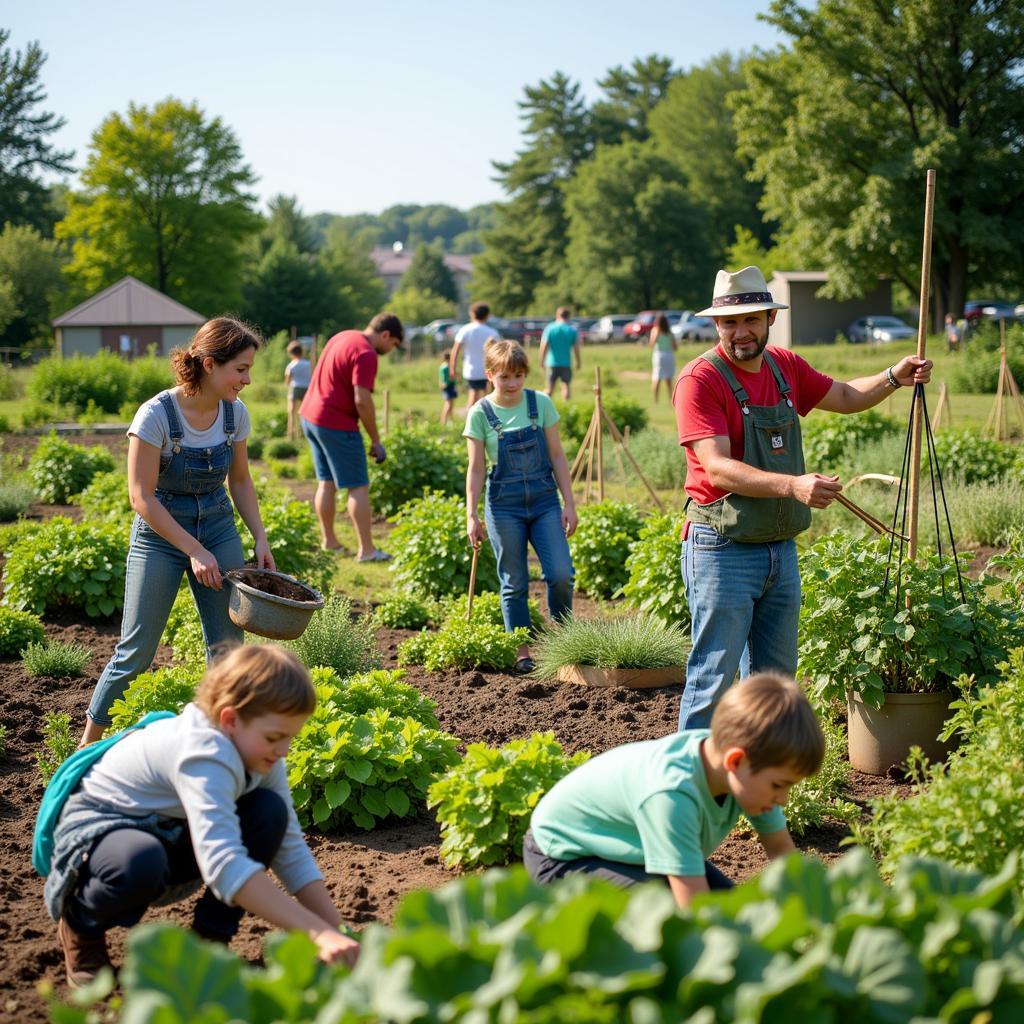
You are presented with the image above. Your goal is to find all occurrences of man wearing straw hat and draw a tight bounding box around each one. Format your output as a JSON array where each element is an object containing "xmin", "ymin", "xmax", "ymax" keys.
[{"xmin": 673, "ymin": 266, "xmax": 931, "ymax": 730}]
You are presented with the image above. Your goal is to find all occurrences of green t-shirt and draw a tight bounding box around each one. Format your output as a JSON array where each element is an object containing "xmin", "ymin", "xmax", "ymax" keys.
[
  {"xmin": 463, "ymin": 391, "xmax": 560, "ymax": 465},
  {"xmin": 530, "ymin": 730, "xmax": 786, "ymax": 877},
  {"xmin": 439, "ymin": 362, "xmax": 452, "ymax": 387},
  {"xmin": 541, "ymin": 321, "xmax": 579, "ymax": 367}
]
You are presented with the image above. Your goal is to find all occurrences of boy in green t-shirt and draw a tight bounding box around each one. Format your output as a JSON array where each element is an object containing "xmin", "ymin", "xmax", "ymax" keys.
[
  {"xmin": 525, "ymin": 673, "xmax": 823, "ymax": 907},
  {"xmin": 439, "ymin": 348, "xmax": 457, "ymax": 425}
]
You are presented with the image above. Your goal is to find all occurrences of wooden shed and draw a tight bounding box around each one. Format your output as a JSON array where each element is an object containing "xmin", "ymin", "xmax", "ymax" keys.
[
  {"xmin": 767, "ymin": 271, "xmax": 893, "ymax": 347},
  {"xmin": 52, "ymin": 276, "xmax": 205, "ymax": 359}
]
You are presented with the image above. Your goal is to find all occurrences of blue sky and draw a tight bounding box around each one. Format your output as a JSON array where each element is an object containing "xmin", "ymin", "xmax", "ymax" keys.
[{"xmin": 6, "ymin": 0, "xmax": 786, "ymax": 216}]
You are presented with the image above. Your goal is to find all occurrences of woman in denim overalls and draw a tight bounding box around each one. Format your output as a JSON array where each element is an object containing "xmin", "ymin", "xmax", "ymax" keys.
[
  {"xmin": 80, "ymin": 318, "xmax": 276, "ymax": 746},
  {"xmin": 465, "ymin": 341, "xmax": 577, "ymax": 674}
]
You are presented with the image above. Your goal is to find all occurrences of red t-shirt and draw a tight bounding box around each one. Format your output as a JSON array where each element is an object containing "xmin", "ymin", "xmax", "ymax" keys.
[
  {"xmin": 672, "ymin": 343, "xmax": 833, "ymax": 505},
  {"xmin": 299, "ymin": 331, "xmax": 378, "ymax": 432}
]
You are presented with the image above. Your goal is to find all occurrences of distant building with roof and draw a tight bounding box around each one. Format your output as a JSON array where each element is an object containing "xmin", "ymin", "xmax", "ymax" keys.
[
  {"xmin": 52, "ymin": 276, "xmax": 205, "ymax": 359},
  {"xmin": 767, "ymin": 271, "xmax": 893, "ymax": 347},
  {"xmin": 369, "ymin": 246, "xmax": 474, "ymax": 313}
]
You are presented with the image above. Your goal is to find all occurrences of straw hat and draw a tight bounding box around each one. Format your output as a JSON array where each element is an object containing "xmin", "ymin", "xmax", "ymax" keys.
[{"xmin": 696, "ymin": 266, "xmax": 789, "ymax": 318}]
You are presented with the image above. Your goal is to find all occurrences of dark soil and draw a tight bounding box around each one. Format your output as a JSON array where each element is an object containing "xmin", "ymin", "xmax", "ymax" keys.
[{"xmin": 227, "ymin": 569, "xmax": 319, "ymax": 602}]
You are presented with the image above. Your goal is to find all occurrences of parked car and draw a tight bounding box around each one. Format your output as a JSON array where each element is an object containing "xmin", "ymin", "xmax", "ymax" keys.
[
  {"xmin": 501, "ymin": 317, "xmax": 549, "ymax": 346},
  {"xmin": 423, "ymin": 319, "xmax": 460, "ymax": 350},
  {"xmin": 571, "ymin": 317, "xmax": 599, "ymax": 343},
  {"xmin": 846, "ymin": 316, "xmax": 916, "ymax": 344},
  {"xmin": 964, "ymin": 300, "xmax": 1016, "ymax": 325},
  {"xmin": 671, "ymin": 311, "xmax": 718, "ymax": 342},
  {"xmin": 591, "ymin": 314, "xmax": 635, "ymax": 343},
  {"xmin": 624, "ymin": 310, "xmax": 688, "ymax": 340}
]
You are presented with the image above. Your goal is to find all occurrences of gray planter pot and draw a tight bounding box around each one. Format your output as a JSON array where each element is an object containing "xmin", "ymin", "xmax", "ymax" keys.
[{"xmin": 847, "ymin": 690, "xmax": 958, "ymax": 776}]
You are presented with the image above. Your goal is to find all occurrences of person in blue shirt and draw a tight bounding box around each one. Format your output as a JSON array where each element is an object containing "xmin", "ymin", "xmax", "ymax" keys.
[
  {"xmin": 539, "ymin": 307, "xmax": 582, "ymax": 401},
  {"xmin": 524, "ymin": 672, "xmax": 824, "ymax": 907}
]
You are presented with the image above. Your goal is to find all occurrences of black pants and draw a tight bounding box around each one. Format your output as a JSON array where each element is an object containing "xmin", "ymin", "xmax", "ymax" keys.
[
  {"xmin": 64, "ymin": 789, "xmax": 288, "ymax": 939},
  {"xmin": 522, "ymin": 829, "xmax": 734, "ymax": 890}
]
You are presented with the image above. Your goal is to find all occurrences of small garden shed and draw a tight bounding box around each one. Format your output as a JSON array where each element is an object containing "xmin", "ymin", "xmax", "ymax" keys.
[
  {"xmin": 767, "ymin": 271, "xmax": 893, "ymax": 347},
  {"xmin": 52, "ymin": 276, "xmax": 205, "ymax": 359}
]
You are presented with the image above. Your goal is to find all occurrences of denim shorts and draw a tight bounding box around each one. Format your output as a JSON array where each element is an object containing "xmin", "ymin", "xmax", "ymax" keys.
[
  {"xmin": 300, "ymin": 419, "xmax": 369, "ymax": 488},
  {"xmin": 441, "ymin": 383, "xmax": 457, "ymax": 400},
  {"xmin": 464, "ymin": 377, "xmax": 487, "ymax": 391},
  {"xmin": 288, "ymin": 386, "xmax": 308, "ymax": 402},
  {"xmin": 546, "ymin": 365, "xmax": 572, "ymax": 385}
]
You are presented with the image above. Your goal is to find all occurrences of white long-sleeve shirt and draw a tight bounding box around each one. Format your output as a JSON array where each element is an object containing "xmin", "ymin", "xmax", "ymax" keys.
[{"xmin": 78, "ymin": 702, "xmax": 322, "ymax": 905}]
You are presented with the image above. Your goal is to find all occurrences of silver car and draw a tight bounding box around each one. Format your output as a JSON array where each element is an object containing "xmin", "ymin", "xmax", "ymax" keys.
[
  {"xmin": 847, "ymin": 316, "xmax": 916, "ymax": 344},
  {"xmin": 591, "ymin": 314, "xmax": 635, "ymax": 343},
  {"xmin": 671, "ymin": 311, "xmax": 718, "ymax": 342}
]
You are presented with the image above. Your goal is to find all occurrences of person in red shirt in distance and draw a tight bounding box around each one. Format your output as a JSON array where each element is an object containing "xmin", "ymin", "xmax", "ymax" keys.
[
  {"xmin": 299, "ymin": 312, "xmax": 402, "ymax": 561},
  {"xmin": 673, "ymin": 266, "xmax": 931, "ymax": 731}
]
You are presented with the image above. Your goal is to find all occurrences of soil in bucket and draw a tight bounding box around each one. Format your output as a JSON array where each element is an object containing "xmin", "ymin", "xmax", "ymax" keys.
[{"xmin": 226, "ymin": 569, "xmax": 318, "ymax": 602}]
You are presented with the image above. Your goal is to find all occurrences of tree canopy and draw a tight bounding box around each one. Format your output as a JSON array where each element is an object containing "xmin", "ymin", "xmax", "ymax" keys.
[
  {"xmin": 0, "ymin": 223, "xmax": 65, "ymax": 347},
  {"xmin": 400, "ymin": 242, "xmax": 458, "ymax": 304}
]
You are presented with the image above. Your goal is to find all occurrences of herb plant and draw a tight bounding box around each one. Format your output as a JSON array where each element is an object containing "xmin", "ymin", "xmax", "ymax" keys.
[
  {"xmin": 108, "ymin": 666, "xmax": 202, "ymax": 732},
  {"xmin": 37, "ymin": 710, "xmax": 75, "ymax": 783},
  {"xmin": 0, "ymin": 479, "xmax": 34, "ymax": 522},
  {"xmin": 429, "ymin": 731, "xmax": 589, "ymax": 869},
  {"xmin": 390, "ymin": 491, "xmax": 499, "ymax": 600},
  {"xmin": 2, "ymin": 517, "xmax": 127, "ymax": 618},
  {"xmin": 369, "ymin": 424, "xmax": 466, "ymax": 518},
  {"xmin": 568, "ymin": 499, "xmax": 644, "ymax": 598},
  {"xmin": 285, "ymin": 594, "xmax": 378, "ymax": 677},
  {"xmin": 28, "ymin": 434, "xmax": 116, "ymax": 504},
  {"xmin": 620, "ymin": 512, "xmax": 690, "ymax": 627},
  {"xmin": 21, "ymin": 640, "xmax": 92, "ymax": 678},
  {"xmin": 0, "ymin": 606, "xmax": 45, "ymax": 657}
]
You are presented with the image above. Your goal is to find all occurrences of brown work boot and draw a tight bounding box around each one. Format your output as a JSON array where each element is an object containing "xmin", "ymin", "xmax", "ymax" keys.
[{"xmin": 58, "ymin": 917, "xmax": 112, "ymax": 989}]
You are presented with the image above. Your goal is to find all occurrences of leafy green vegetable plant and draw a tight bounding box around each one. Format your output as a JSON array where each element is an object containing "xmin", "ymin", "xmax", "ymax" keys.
[
  {"xmin": 620, "ymin": 512, "xmax": 690, "ymax": 627},
  {"xmin": 533, "ymin": 613, "xmax": 689, "ymax": 675},
  {"xmin": 21, "ymin": 640, "xmax": 91, "ymax": 678},
  {"xmin": 440, "ymin": 589, "xmax": 542, "ymax": 630},
  {"xmin": 0, "ymin": 606, "xmax": 45, "ymax": 657},
  {"xmin": 2, "ymin": 516, "xmax": 127, "ymax": 618},
  {"xmin": 801, "ymin": 409, "xmax": 899, "ymax": 470},
  {"xmin": 799, "ymin": 532, "xmax": 1022, "ymax": 708},
  {"xmin": 37, "ymin": 710, "xmax": 75, "ymax": 783},
  {"xmin": 390, "ymin": 491, "xmax": 498, "ymax": 600},
  {"xmin": 398, "ymin": 618, "xmax": 530, "ymax": 672},
  {"xmin": 568, "ymin": 499, "xmax": 644, "ymax": 598},
  {"xmin": 285, "ymin": 594, "xmax": 378, "ymax": 677},
  {"xmin": 429, "ymin": 731, "xmax": 589, "ymax": 869},
  {"xmin": 75, "ymin": 469, "xmax": 131, "ymax": 521},
  {"xmin": 987, "ymin": 528, "xmax": 1024, "ymax": 603},
  {"xmin": 371, "ymin": 591, "xmax": 433, "ymax": 630},
  {"xmin": 28, "ymin": 433, "xmax": 116, "ymax": 504},
  {"xmin": 108, "ymin": 666, "xmax": 202, "ymax": 732},
  {"xmin": 926, "ymin": 427, "xmax": 1016, "ymax": 484},
  {"xmin": 369, "ymin": 424, "xmax": 466, "ymax": 518},
  {"xmin": 287, "ymin": 667, "xmax": 459, "ymax": 831}
]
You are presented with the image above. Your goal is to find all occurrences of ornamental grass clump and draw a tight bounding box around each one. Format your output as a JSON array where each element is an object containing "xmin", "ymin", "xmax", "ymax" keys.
[
  {"xmin": 532, "ymin": 612, "xmax": 689, "ymax": 677},
  {"xmin": 21, "ymin": 640, "xmax": 91, "ymax": 678},
  {"xmin": 285, "ymin": 594, "xmax": 379, "ymax": 678},
  {"xmin": 428, "ymin": 732, "xmax": 590, "ymax": 869}
]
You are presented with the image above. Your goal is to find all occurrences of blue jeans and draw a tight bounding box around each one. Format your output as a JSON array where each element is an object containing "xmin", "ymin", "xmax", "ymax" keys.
[
  {"xmin": 485, "ymin": 484, "xmax": 574, "ymax": 632},
  {"xmin": 679, "ymin": 525, "xmax": 801, "ymax": 730},
  {"xmin": 87, "ymin": 493, "xmax": 244, "ymax": 727}
]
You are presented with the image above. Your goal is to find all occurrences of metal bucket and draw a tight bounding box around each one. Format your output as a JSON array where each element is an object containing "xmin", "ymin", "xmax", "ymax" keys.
[{"xmin": 223, "ymin": 569, "xmax": 324, "ymax": 641}]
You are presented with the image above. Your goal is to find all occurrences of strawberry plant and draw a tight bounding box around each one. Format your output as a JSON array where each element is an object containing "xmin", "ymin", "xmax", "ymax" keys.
[
  {"xmin": 429, "ymin": 731, "xmax": 589, "ymax": 869},
  {"xmin": 620, "ymin": 512, "xmax": 690, "ymax": 627},
  {"xmin": 390, "ymin": 490, "xmax": 498, "ymax": 600},
  {"xmin": 28, "ymin": 433, "xmax": 116, "ymax": 504},
  {"xmin": 568, "ymin": 499, "xmax": 644, "ymax": 598},
  {"xmin": 0, "ymin": 606, "xmax": 45, "ymax": 657},
  {"xmin": 2, "ymin": 516, "xmax": 127, "ymax": 618},
  {"xmin": 108, "ymin": 666, "xmax": 202, "ymax": 733},
  {"xmin": 369, "ymin": 423, "xmax": 466, "ymax": 518},
  {"xmin": 287, "ymin": 667, "xmax": 459, "ymax": 831}
]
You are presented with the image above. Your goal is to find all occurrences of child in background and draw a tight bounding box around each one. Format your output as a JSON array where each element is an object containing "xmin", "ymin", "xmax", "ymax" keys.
[
  {"xmin": 465, "ymin": 340, "xmax": 576, "ymax": 674},
  {"xmin": 44, "ymin": 645, "xmax": 359, "ymax": 988},
  {"xmin": 284, "ymin": 341, "xmax": 312, "ymax": 440},
  {"xmin": 439, "ymin": 347, "xmax": 457, "ymax": 425},
  {"xmin": 523, "ymin": 673, "xmax": 823, "ymax": 906}
]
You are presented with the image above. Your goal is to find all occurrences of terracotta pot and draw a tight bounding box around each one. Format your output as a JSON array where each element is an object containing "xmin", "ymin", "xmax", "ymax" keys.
[
  {"xmin": 555, "ymin": 664, "xmax": 684, "ymax": 689},
  {"xmin": 847, "ymin": 690, "xmax": 958, "ymax": 776}
]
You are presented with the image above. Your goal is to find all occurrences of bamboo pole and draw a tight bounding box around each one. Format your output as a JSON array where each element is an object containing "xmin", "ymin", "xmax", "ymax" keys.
[
  {"xmin": 933, "ymin": 382, "xmax": 951, "ymax": 428},
  {"xmin": 594, "ymin": 368, "xmax": 605, "ymax": 500},
  {"xmin": 906, "ymin": 169, "xmax": 936, "ymax": 564},
  {"xmin": 466, "ymin": 545, "xmax": 479, "ymax": 620},
  {"xmin": 987, "ymin": 350, "xmax": 1006, "ymax": 439},
  {"xmin": 570, "ymin": 408, "xmax": 599, "ymax": 482}
]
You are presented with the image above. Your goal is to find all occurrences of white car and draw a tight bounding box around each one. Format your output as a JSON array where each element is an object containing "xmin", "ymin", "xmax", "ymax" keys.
[
  {"xmin": 847, "ymin": 316, "xmax": 916, "ymax": 344},
  {"xmin": 671, "ymin": 311, "xmax": 717, "ymax": 342},
  {"xmin": 591, "ymin": 314, "xmax": 635, "ymax": 343}
]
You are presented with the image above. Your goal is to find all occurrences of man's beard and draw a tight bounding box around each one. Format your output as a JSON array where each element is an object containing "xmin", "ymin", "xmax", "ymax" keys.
[{"xmin": 724, "ymin": 327, "xmax": 769, "ymax": 364}]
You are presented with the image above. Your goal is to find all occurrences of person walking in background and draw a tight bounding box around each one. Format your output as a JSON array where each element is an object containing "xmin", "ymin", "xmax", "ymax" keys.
[
  {"xmin": 284, "ymin": 341, "xmax": 311, "ymax": 440},
  {"xmin": 944, "ymin": 313, "xmax": 962, "ymax": 353},
  {"xmin": 80, "ymin": 318, "xmax": 275, "ymax": 748},
  {"xmin": 539, "ymin": 306, "xmax": 581, "ymax": 401},
  {"xmin": 649, "ymin": 311, "xmax": 677, "ymax": 402},
  {"xmin": 465, "ymin": 341, "xmax": 576, "ymax": 675},
  {"xmin": 299, "ymin": 312, "xmax": 403, "ymax": 560},
  {"xmin": 450, "ymin": 302, "xmax": 499, "ymax": 408},
  {"xmin": 439, "ymin": 347, "xmax": 457, "ymax": 426}
]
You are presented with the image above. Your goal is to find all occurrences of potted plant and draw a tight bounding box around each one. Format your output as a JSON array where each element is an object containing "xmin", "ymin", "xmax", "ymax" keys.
[
  {"xmin": 532, "ymin": 613, "xmax": 688, "ymax": 688},
  {"xmin": 799, "ymin": 532, "xmax": 1022, "ymax": 775}
]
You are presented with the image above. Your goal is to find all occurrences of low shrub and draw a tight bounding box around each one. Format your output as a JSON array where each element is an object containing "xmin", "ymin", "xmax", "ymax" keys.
[
  {"xmin": 533, "ymin": 613, "xmax": 689, "ymax": 676},
  {"xmin": 286, "ymin": 667, "xmax": 460, "ymax": 831},
  {"xmin": 108, "ymin": 666, "xmax": 202, "ymax": 732},
  {"xmin": 428, "ymin": 732, "xmax": 590, "ymax": 869},
  {"xmin": 950, "ymin": 335, "xmax": 1024, "ymax": 393},
  {"xmin": 397, "ymin": 619, "xmax": 530, "ymax": 672},
  {"xmin": 369, "ymin": 424, "xmax": 466, "ymax": 518},
  {"xmin": 440, "ymin": 589, "xmax": 542, "ymax": 630},
  {"xmin": 21, "ymin": 640, "xmax": 91, "ymax": 678},
  {"xmin": 28, "ymin": 434, "xmax": 116, "ymax": 504},
  {"xmin": 2, "ymin": 517, "xmax": 127, "ymax": 618},
  {"xmin": 266, "ymin": 438, "xmax": 299, "ymax": 459},
  {"xmin": 245, "ymin": 435, "xmax": 264, "ymax": 461},
  {"xmin": 390, "ymin": 491, "xmax": 498, "ymax": 600},
  {"xmin": 621, "ymin": 428, "xmax": 687, "ymax": 490},
  {"xmin": 568, "ymin": 499, "xmax": 644, "ymax": 598},
  {"xmin": 285, "ymin": 594, "xmax": 379, "ymax": 677},
  {"xmin": 801, "ymin": 409, "xmax": 900, "ymax": 471},
  {"xmin": 0, "ymin": 479, "xmax": 34, "ymax": 522},
  {"xmin": 556, "ymin": 394, "xmax": 648, "ymax": 445},
  {"xmin": 252, "ymin": 410, "xmax": 288, "ymax": 438},
  {"xmin": 0, "ymin": 606, "xmax": 46, "ymax": 657},
  {"xmin": 620, "ymin": 512, "xmax": 690, "ymax": 628},
  {"xmin": 925, "ymin": 427, "xmax": 1016, "ymax": 485},
  {"xmin": 124, "ymin": 354, "xmax": 173, "ymax": 405},
  {"xmin": 75, "ymin": 469, "xmax": 131, "ymax": 521},
  {"xmin": 268, "ymin": 458, "xmax": 298, "ymax": 479},
  {"xmin": 372, "ymin": 592, "xmax": 433, "ymax": 630},
  {"xmin": 29, "ymin": 351, "xmax": 129, "ymax": 414},
  {"xmin": 37, "ymin": 710, "xmax": 75, "ymax": 783}
]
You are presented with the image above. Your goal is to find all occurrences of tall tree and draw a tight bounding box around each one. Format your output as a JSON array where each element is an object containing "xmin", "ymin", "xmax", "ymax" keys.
[
  {"xmin": 592, "ymin": 54, "xmax": 680, "ymax": 143},
  {"xmin": 317, "ymin": 221, "xmax": 388, "ymax": 328},
  {"xmin": 0, "ymin": 222, "xmax": 65, "ymax": 347},
  {"xmin": 736, "ymin": 0, "xmax": 1024, "ymax": 326},
  {"xmin": 400, "ymin": 242, "xmax": 458, "ymax": 304},
  {"xmin": 564, "ymin": 140, "xmax": 711, "ymax": 312},
  {"xmin": 56, "ymin": 98, "xmax": 260, "ymax": 313},
  {"xmin": 241, "ymin": 240, "xmax": 335, "ymax": 337},
  {"xmin": 262, "ymin": 194, "xmax": 318, "ymax": 254},
  {"xmin": 0, "ymin": 30, "xmax": 74, "ymax": 234},
  {"xmin": 649, "ymin": 52, "xmax": 772, "ymax": 260}
]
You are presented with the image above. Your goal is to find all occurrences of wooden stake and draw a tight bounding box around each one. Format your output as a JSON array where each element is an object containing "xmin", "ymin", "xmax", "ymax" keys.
[
  {"xmin": 906, "ymin": 169, "xmax": 936, "ymax": 564},
  {"xmin": 466, "ymin": 545, "xmax": 479, "ymax": 620},
  {"xmin": 594, "ymin": 368, "xmax": 605, "ymax": 500},
  {"xmin": 933, "ymin": 382, "xmax": 951, "ymax": 428},
  {"xmin": 570, "ymin": 410, "xmax": 598, "ymax": 482}
]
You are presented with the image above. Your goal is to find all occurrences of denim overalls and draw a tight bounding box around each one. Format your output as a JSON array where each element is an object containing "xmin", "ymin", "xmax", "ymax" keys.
[
  {"xmin": 480, "ymin": 389, "xmax": 574, "ymax": 632},
  {"xmin": 86, "ymin": 393, "xmax": 245, "ymax": 727}
]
